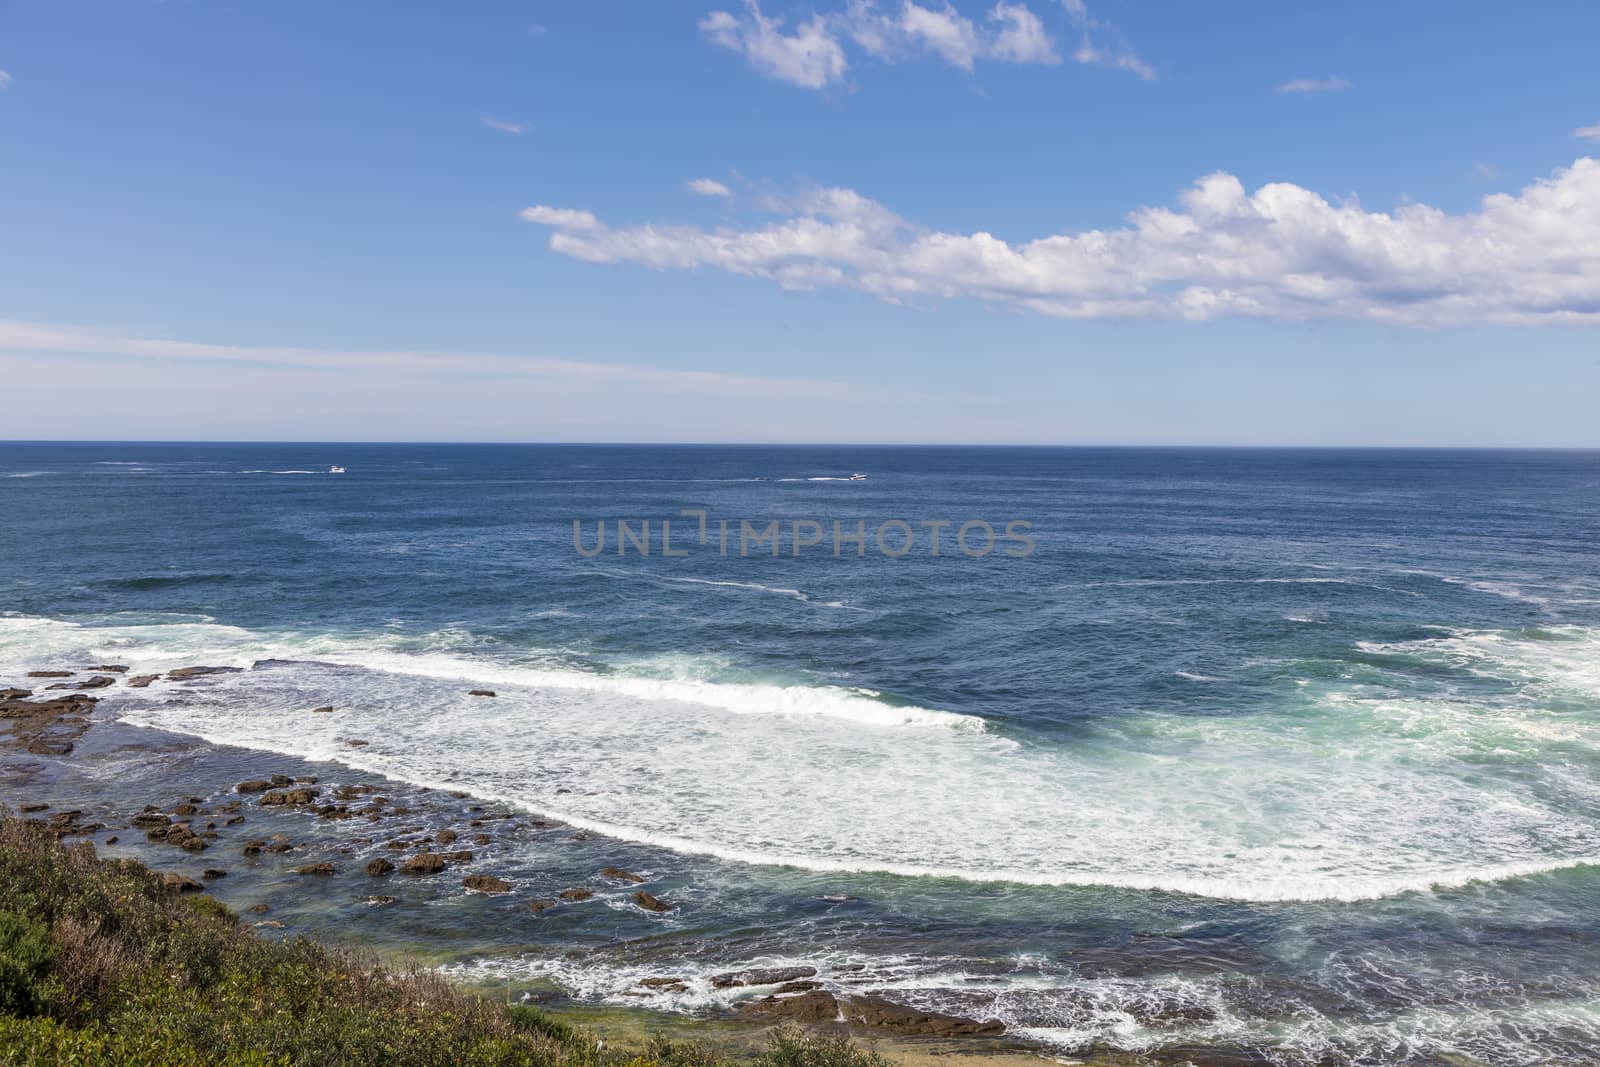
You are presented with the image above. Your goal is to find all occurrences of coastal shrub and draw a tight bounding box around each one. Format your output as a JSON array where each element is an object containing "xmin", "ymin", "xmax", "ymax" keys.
[
  {"xmin": 751, "ymin": 1027, "xmax": 893, "ymax": 1067},
  {"xmin": 0, "ymin": 911, "xmax": 56, "ymax": 1017}
]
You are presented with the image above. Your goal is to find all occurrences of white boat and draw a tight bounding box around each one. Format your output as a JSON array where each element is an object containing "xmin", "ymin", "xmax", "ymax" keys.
[
  {"xmin": 849, "ymin": 472, "xmax": 868, "ymax": 481},
  {"xmin": 328, "ymin": 465, "xmax": 347, "ymax": 474}
]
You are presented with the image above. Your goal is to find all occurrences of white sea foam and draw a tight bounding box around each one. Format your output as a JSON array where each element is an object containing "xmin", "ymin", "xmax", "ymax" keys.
[{"xmin": 7, "ymin": 615, "xmax": 1600, "ymax": 904}]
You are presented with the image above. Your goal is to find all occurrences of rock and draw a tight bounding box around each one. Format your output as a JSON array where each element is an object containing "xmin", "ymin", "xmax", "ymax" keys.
[
  {"xmin": 202, "ymin": 869, "xmax": 228, "ymax": 879},
  {"xmin": 19, "ymin": 803, "xmax": 49, "ymax": 813},
  {"xmin": 311, "ymin": 706, "xmax": 335, "ymax": 714},
  {"xmin": 242, "ymin": 842, "xmax": 264, "ymax": 856},
  {"xmin": 166, "ymin": 666, "xmax": 244, "ymax": 680},
  {"xmin": 711, "ymin": 966, "xmax": 818, "ymax": 989},
  {"xmin": 363, "ymin": 896, "xmax": 397, "ymax": 907},
  {"xmin": 740, "ymin": 990, "xmax": 841, "ymax": 1023},
  {"xmin": 842, "ymin": 995, "xmax": 1005, "ymax": 1037},
  {"xmin": 472, "ymin": 833, "xmax": 492, "ymax": 846},
  {"xmin": 468, "ymin": 690, "xmax": 496, "ymax": 697},
  {"xmin": 26, "ymin": 671, "xmax": 72, "ymax": 678},
  {"xmin": 235, "ymin": 779, "xmax": 274, "ymax": 793},
  {"xmin": 90, "ymin": 665, "xmax": 129, "ymax": 673},
  {"xmin": 440, "ymin": 849, "xmax": 474, "ymax": 863},
  {"xmin": 462, "ymin": 874, "xmax": 512, "ymax": 893},
  {"xmin": 295, "ymin": 863, "xmax": 337, "ymax": 875},
  {"xmin": 0, "ymin": 689, "xmax": 31, "ymax": 700},
  {"xmin": 260, "ymin": 787, "xmax": 319, "ymax": 806},
  {"xmin": 248, "ymin": 904, "xmax": 270, "ymax": 913},
  {"xmin": 558, "ymin": 887, "xmax": 593, "ymax": 901},
  {"xmin": 365, "ymin": 858, "xmax": 395, "ymax": 876},
  {"xmin": 632, "ymin": 890, "xmax": 673, "ymax": 913},
  {"xmin": 598, "ymin": 866, "xmax": 644, "ymax": 884},
  {"xmin": 127, "ymin": 675, "xmax": 161, "ymax": 688},
  {"xmin": 527, "ymin": 899, "xmax": 558, "ymax": 913},
  {"xmin": 401, "ymin": 853, "xmax": 446, "ymax": 874},
  {"xmin": 639, "ymin": 976, "xmax": 690, "ymax": 992},
  {"xmin": 72, "ymin": 676, "xmax": 117, "ymax": 690},
  {"xmin": 161, "ymin": 873, "xmax": 205, "ymax": 893},
  {"xmin": 104, "ymin": 836, "xmax": 118, "ymax": 845},
  {"xmin": 436, "ymin": 829, "xmax": 458, "ymax": 844},
  {"xmin": 132, "ymin": 812, "xmax": 172, "ymax": 828}
]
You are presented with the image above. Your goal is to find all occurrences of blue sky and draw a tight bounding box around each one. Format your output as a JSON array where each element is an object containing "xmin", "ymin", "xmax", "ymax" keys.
[{"xmin": 2, "ymin": 1, "xmax": 1598, "ymax": 444}]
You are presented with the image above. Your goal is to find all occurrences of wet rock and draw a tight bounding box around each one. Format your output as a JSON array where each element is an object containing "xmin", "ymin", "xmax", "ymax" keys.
[
  {"xmin": 344, "ymin": 739, "xmax": 369, "ymax": 748},
  {"xmin": 26, "ymin": 671, "xmax": 72, "ymax": 678},
  {"xmin": 132, "ymin": 813, "xmax": 172, "ymax": 828},
  {"xmin": 599, "ymin": 866, "xmax": 644, "ymax": 884},
  {"xmin": 527, "ymin": 899, "xmax": 558, "ymax": 913},
  {"xmin": 639, "ymin": 977, "xmax": 689, "ymax": 992},
  {"xmin": 558, "ymin": 887, "xmax": 593, "ymax": 901},
  {"xmin": 363, "ymin": 896, "xmax": 397, "ymax": 907},
  {"xmin": 401, "ymin": 853, "xmax": 447, "ymax": 874},
  {"xmin": 311, "ymin": 706, "xmax": 335, "ymax": 714},
  {"xmin": 242, "ymin": 841, "xmax": 264, "ymax": 856},
  {"xmin": 365, "ymin": 858, "xmax": 395, "ymax": 876},
  {"xmin": 436, "ymin": 829, "xmax": 458, "ymax": 845},
  {"xmin": 248, "ymin": 904, "xmax": 270, "ymax": 913},
  {"xmin": 632, "ymin": 890, "xmax": 673, "ymax": 913},
  {"xmin": 260, "ymin": 787, "xmax": 319, "ymax": 806},
  {"xmin": 462, "ymin": 874, "xmax": 512, "ymax": 893},
  {"xmin": 740, "ymin": 990, "xmax": 841, "ymax": 1023},
  {"xmin": 0, "ymin": 689, "xmax": 31, "ymax": 700},
  {"xmin": 472, "ymin": 833, "xmax": 493, "ymax": 846},
  {"xmin": 19, "ymin": 803, "xmax": 49, "ymax": 814},
  {"xmin": 1, "ymin": 692, "xmax": 99, "ymax": 757},
  {"xmin": 468, "ymin": 689, "xmax": 496, "ymax": 697},
  {"xmin": 842, "ymin": 995, "xmax": 1005, "ymax": 1037},
  {"xmin": 127, "ymin": 675, "xmax": 161, "ymax": 688},
  {"xmin": 167, "ymin": 666, "xmax": 244, "ymax": 680},
  {"xmin": 90, "ymin": 665, "xmax": 129, "ymax": 674},
  {"xmin": 776, "ymin": 981, "xmax": 821, "ymax": 994},
  {"xmin": 295, "ymin": 863, "xmax": 337, "ymax": 875},
  {"xmin": 104, "ymin": 836, "xmax": 118, "ymax": 845},
  {"xmin": 712, "ymin": 966, "xmax": 818, "ymax": 989},
  {"xmin": 73, "ymin": 676, "xmax": 117, "ymax": 690},
  {"xmin": 202, "ymin": 869, "xmax": 228, "ymax": 879},
  {"xmin": 161, "ymin": 873, "xmax": 205, "ymax": 893},
  {"xmin": 235, "ymin": 779, "xmax": 274, "ymax": 793},
  {"xmin": 440, "ymin": 849, "xmax": 474, "ymax": 863}
]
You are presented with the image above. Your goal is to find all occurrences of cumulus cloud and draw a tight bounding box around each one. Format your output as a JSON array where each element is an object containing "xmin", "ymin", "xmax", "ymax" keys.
[
  {"xmin": 699, "ymin": 0, "xmax": 1144, "ymax": 87},
  {"xmin": 687, "ymin": 177, "xmax": 734, "ymax": 197},
  {"xmin": 480, "ymin": 116, "xmax": 527, "ymax": 135},
  {"xmin": 522, "ymin": 158, "xmax": 1600, "ymax": 327},
  {"xmin": 1277, "ymin": 76, "xmax": 1353, "ymax": 94},
  {"xmin": 1575, "ymin": 121, "xmax": 1600, "ymax": 143}
]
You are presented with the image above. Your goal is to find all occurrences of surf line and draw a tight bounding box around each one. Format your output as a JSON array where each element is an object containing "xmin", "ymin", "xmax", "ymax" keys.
[{"xmin": 571, "ymin": 509, "xmax": 1035, "ymax": 559}]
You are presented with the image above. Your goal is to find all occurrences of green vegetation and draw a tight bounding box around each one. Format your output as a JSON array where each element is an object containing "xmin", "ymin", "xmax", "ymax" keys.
[{"xmin": 0, "ymin": 815, "xmax": 893, "ymax": 1067}]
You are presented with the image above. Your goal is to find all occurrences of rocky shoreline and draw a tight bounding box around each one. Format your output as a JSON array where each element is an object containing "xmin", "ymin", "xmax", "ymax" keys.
[{"xmin": 0, "ymin": 662, "xmax": 1029, "ymax": 1053}]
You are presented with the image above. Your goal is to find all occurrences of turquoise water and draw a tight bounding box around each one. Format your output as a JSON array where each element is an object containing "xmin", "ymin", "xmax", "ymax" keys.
[{"xmin": 4, "ymin": 443, "xmax": 1600, "ymax": 1063}]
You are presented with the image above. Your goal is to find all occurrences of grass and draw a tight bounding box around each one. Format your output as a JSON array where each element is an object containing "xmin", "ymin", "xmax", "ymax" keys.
[{"xmin": 0, "ymin": 814, "xmax": 894, "ymax": 1067}]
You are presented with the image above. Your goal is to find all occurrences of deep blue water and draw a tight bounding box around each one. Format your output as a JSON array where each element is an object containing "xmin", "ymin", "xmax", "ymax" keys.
[{"xmin": 5, "ymin": 443, "xmax": 1600, "ymax": 1064}]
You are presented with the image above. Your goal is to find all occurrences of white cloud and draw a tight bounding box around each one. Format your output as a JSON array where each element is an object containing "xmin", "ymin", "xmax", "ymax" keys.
[
  {"xmin": 700, "ymin": 3, "xmax": 850, "ymax": 88},
  {"xmin": 0, "ymin": 320, "xmax": 858, "ymax": 399},
  {"xmin": 0, "ymin": 70, "xmax": 11, "ymax": 89},
  {"xmin": 1574, "ymin": 121, "xmax": 1600, "ymax": 142},
  {"xmin": 480, "ymin": 116, "xmax": 526, "ymax": 135},
  {"xmin": 1060, "ymin": 0, "xmax": 1152, "ymax": 79},
  {"xmin": 687, "ymin": 177, "xmax": 734, "ymax": 197},
  {"xmin": 1277, "ymin": 76, "xmax": 1353, "ymax": 94},
  {"xmin": 700, "ymin": 0, "xmax": 1107, "ymax": 87},
  {"xmin": 522, "ymin": 158, "xmax": 1600, "ymax": 327}
]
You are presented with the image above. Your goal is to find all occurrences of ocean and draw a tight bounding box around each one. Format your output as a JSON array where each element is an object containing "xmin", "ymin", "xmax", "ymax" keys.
[{"xmin": 4, "ymin": 442, "xmax": 1600, "ymax": 1064}]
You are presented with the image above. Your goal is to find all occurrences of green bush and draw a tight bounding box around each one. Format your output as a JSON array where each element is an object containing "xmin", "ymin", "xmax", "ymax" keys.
[{"xmin": 0, "ymin": 912, "xmax": 56, "ymax": 1018}]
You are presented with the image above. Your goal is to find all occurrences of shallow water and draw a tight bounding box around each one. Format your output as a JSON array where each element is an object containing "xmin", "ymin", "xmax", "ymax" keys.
[{"xmin": 4, "ymin": 443, "xmax": 1600, "ymax": 1064}]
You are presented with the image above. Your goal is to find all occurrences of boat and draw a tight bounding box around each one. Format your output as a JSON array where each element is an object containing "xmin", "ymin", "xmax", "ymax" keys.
[
  {"xmin": 849, "ymin": 472, "xmax": 868, "ymax": 481},
  {"xmin": 328, "ymin": 466, "xmax": 346, "ymax": 474}
]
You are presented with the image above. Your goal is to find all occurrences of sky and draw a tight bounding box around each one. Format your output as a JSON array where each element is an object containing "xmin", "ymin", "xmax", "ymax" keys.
[{"xmin": 2, "ymin": 0, "xmax": 1599, "ymax": 445}]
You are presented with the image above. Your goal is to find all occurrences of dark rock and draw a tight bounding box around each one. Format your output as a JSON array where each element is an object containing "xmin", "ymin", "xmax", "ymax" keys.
[
  {"xmin": 202, "ymin": 869, "xmax": 228, "ymax": 879},
  {"xmin": 72, "ymin": 676, "xmax": 116, "ymax": 690},
  {"xmin": 344, "ymin": 739, "xmax": 369, "ymax": 748},
  {"xmin": 295, "ymin": 863, "xmax": 337, "ymax": 875},
  {"xmin": 235, "ymin": 779, "xmax": 274, "ymax": 793},
  {"xmin": 104, "ymin": 836, "xmax": 118, "ymax": 845},
  {"xmin": 401, "ymin": 853, "xmax": 447, "ymax": 874},
  {"xmin": 462, "ymin": 874, "xmax": 512, "ymax": 893},
  {"xmin": 599, "ymin": 866, "xmax": 644, "ymax": 884},
  {"xmin": 468, "ymin": 689, "xmax": 496, "ymax": 697},
  {"xmin": 0, "ymin": 689, "xmax": 31, "ymax": 700},
  {"xmin": 527, "ymin": 899, "xmax": 558, "ymax": 913},
  {"xmin": 740, "ymin": 990, "xmax": 841, "ymax": 1023},
  {"xmin": 632, "ymin": 890, "xmax": 673, "ymax": 913},
  {"xmin": 242, "ymin": 842, "xmax": 264, "ymax": 856},
  {"xmin": 440, "ymin": 849, "xmax": 474, "ymax": 863},
  {"xmin": 639, "ymin": 977, "xmax": 689, "ymax": 992},
  {"xmin": 311, "ymin": 706, "xmax": 335, "ymax": 714},
  {"xmin": 843, "ymin": 995, "xmax": 1005, "ymax": 1037},
  {"xmin": 127, "ymin": 675, "xmax": 161, "ymax": 688},
  {"xmin": 19, "ymin": 803, "xmax": 48, "ymax": 813},
  {"xmin": 248, "ymin": 904, "xmax": 270, "ymax": 913},
  {"xmin": 260, "ymin": 787, "xmax": 319, "ymax": 806},
  {"xmin": 90, "ymin": 665, "xmax": 129, "ymax": 674},
  {"xmin": 558, "ymin": 887, "xmax": 593, "ymax": 901},
  {"xmin": 167, "ymin": 665, "xmax": 244, "ymax": 680},
  {"xmin": 776, "ymin": 981, "xmax": 821, "ymax": 994},
  {"xmin": 436, "ymin": 829, "xmax": 458, "ymax": 844},
  {"xmin": 472, "ymin": 833, "xmax": 492, "ymax": 845},
  {"xmin": 365, "ymin": 858, "xmax": 395, "ymax": 876},
  {"xmin": 161, "ymin": 873, "xmax": 205, "ymax": 893},
  {"xmin": 26, "ymin": 671, "xmax": 72, "ymax": 678},
  {"xmin": 132, "ymin": 812, "xmax": 171, "ymax": 828},
  {"xmin": 712, "ymin": 966, "xmax": 818, "ymax": 989}
]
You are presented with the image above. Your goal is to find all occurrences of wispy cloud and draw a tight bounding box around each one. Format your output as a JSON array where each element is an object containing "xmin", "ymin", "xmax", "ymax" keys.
[
  {"xmin": 523, "ymin": 158, "xmax": 1600, "ymax": 327},
  {"xmin": 1277, "ymin": 76, "xmax": 1352, "ymax": 94},
  {"xmin": 687, "ymin": 177, "xmax": 735, "ymax": 197},
  {"xmin": 1574, "ymin": 121, "xmax": 1600, "ymax": 142},
  {"xmin": 699, "ymin": 0, "xmax": 1144, "ymax": 88},
  {"xmin": 0, "ymin": 320, "xmax": 860, "ymax": 399},
  {"xmin": 0, "ymin": 70, "xmax": 12, "ymax": 89},
  {"xmin": 480, "ymin": 116, "xmax": 527, "ymax": 135}
]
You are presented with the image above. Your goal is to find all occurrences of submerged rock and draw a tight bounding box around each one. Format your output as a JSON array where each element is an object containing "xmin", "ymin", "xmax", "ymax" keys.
[
  {"xmin": 295, "ymin": 863, "xmax": 337, "ymax": 875},
  {"xmin": 166, "ymin": 666, "xmax": 244, "ymax": 680},
  {"xmin": 462, "ymin": 874, "xmax": 512, "ymax": 893},
  {"xmin": 435, "ymin": 829, "xmax": 458, "ymax": 845},
  {"xmin": 558, "ymin": 887, "xmax": 593, "ymax": 901},
  {"xmin": 527, "ymin": 899, "xmax": 558, "ymax": 913},
  {"xmin": 598, "ymin": 866, "xmax": 644, "ymax": 884},
  {"xmin": 632, "ymin": 890, "xmax": 673, "ymax": 913},
  {"xmin": 365, "ymin": 858, "xmax": 395, "ymax": 876}
]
